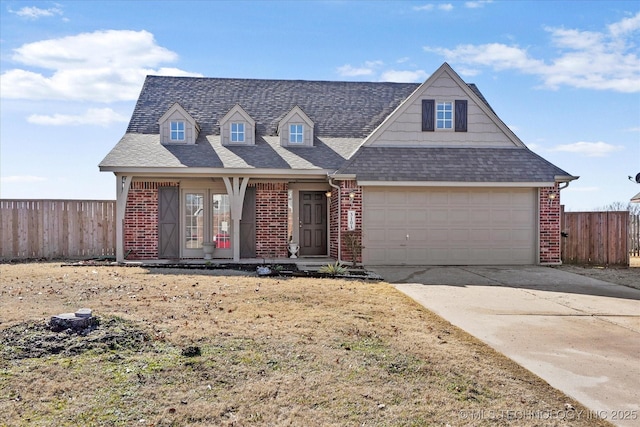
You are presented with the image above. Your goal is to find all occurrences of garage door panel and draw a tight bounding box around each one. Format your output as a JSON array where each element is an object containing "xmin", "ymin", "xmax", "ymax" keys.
[
  {"xmin": 409, "ymin": 229, "xmax": 428, "ymax": 241},
  {"xmin": 408, "ymin": 210, "xmax": 428, "ymax": 224},
  {"xmin": 387, "ymin": 192, "xmax": 407, "ymax": 204},
  {"xmin": 428, "ymin": 191, "xmax": 449, "ymax": 204},
  {"xmin": 363, "ymin": 187, "xmax": 536, "ymax": 265},
  {"xmin": 450, "ymin": 192, "xmax": 470, "ymax": 205},
  {"xmin": 450, "ymin": 210, "xmax": 469, "ymax": 223},
  {"xmin": 469, "ymin": 229, "xmax": 490, "ymax": 242},
  {"xmin": 388, "ymin": 229, "xmax": 408, "ymax": 242}
]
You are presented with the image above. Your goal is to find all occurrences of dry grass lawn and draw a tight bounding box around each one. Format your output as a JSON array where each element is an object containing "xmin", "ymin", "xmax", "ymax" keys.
[{"xmin": 0, "ymin": 263, "xmax": 613, "ymax": 426}]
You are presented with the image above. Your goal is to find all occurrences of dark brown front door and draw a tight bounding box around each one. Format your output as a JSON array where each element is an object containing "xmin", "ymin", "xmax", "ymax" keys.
[{"xmin": 299, "ymin": 191, "xmax": 327, "ymax": 256}]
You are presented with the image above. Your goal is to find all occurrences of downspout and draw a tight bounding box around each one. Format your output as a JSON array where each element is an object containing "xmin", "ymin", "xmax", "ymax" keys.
[{"xmin": 328, "ymin": 175, "xmax": 341, "ymax": 262}]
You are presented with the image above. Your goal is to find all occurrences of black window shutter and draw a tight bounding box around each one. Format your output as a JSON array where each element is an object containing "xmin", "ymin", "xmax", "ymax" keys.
[
  {"xmin": 422, "ymin": 99, "xmax": 435, "ymax": 131},
  {"xmin": 455, "ymin": 100, "xmax": 467, "ymax": 132}
]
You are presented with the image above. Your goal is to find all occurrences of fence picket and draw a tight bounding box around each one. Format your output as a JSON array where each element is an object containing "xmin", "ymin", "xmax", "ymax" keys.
[
  {"xmin": 0, "ymin": 199, "xmax": 116, "ymax": 260},
  {"xmin": 561, "ymin": 210, "xmax": 630, "ymax": 266}
]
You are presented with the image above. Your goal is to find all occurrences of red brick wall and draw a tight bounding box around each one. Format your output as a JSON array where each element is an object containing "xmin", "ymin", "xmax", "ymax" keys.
[
  {"xmin": 254, "ymin": 182, "xmax": 289, "ymax": 258},
  {"xmin": 124, "ymin": 181, "xmax": 178, "ymax": 260},
  {"xmin": 330, "ymin": 181, "xmax": 363, "ymax": 264},
  {"xmin": 539, "ymin": 184, "xmax": 561, "ymax": 264},
  {"xmin": 329, "ymin": 186, "xmax": 339, "ymax": 259}
]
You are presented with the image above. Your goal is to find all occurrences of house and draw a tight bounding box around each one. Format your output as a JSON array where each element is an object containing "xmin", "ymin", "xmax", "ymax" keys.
[{"xmin": 99, "ymin": 63, "xmax": 577, "ymax": 265}]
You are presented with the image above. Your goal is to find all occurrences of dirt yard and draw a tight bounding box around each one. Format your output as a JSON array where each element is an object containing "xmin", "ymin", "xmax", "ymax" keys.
[
  {"xmin": 554, "ymin": 257, "xmax": 640, "ymax": 290},
  {"xmin": 0, "ymin": 263, "xmax": 615, "ymax": 426}
]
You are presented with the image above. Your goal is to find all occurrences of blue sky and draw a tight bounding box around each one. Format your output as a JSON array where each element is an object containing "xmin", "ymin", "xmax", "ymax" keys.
[{"xmin": 1, "ymin": 0, "xmax": 638, "ymax": 211}]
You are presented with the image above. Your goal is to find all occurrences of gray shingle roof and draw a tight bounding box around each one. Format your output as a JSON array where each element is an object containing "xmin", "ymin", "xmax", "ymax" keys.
[
  {"xmin": 101, "ymin": 73, "xmax": 574, "ymax": 183},
  {"xmin": 127, "ymin": 76, "xmax": 420, "ymax": 138},
  {"xmin": 336, "ymin": 147, "xmax": 573, "ymax": 182},
  {"xmin": 99, "ymin": 134, "xmax": 362, "ymax": 171}
]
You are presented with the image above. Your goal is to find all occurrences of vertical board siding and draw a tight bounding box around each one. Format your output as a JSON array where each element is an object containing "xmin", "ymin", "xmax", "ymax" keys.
[
  {"xmin": 561, "ymin": 210, "xmax": 629, "ymax": 266},
  {"xmin": 0, "ymin": 200, "xmax": 116, "ymax": 260}
]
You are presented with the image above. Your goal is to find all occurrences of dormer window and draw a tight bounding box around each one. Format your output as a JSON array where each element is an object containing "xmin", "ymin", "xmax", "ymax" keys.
[
  {"xmin": 220, "ymin": 105, "xmax": 255, "ymax": 146},
  {"xmin": 289, "ymin": 124, "xmax": 304, "ymax": 143},
  {"xmin": 159, "ymin": 103, "xmax": 199, "ymax": 145},
  {"xmin": 231, "ymin": 122, "xmax": 245, "ymax": 143},
  {"xmin": 170, "ymin": 121, "xmax": 186, "ymax": 141},
  {"xmin": 278, "ymin": 106, "xmax": 314, "ymax": 147}
]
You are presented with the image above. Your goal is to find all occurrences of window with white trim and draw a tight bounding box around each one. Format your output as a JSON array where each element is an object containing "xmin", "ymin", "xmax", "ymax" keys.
[
  {"xmin": 170, "ymin": 121, "xmax": 185, "ymax": 141},
  {"xmin": 231, "ymin": 122, "xmax": 245, "ymax": 143},
  {"xmin": 289, "ymin": 124, "xmax": 304, "ymax": 143},
  {"xmin": 436, "ymin": 102, "xmax": 453, "ymax": 129}
]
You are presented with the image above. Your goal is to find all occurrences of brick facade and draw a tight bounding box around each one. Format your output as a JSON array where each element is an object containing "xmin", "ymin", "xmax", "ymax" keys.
[
  {"xmin": 254, "ymin": 182, "xmax": 289, "ymax": 258},
  {"xmin": 328, "ymin": 180, "xmax": 363, "ymax": 264},
  {"xmin": 124, "ymin": 181, "xmax": 178, "ymax": 260},
  {"xmin": 539, "ymin": 183, "xmax": 562, "ymax": 264},
  {"xmin": 123, "ymin": 179, "xmax": 562, "ymax": 265}
]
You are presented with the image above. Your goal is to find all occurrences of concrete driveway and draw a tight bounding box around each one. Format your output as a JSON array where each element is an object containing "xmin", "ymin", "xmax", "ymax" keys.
[{"xmin": 370, "ymin": 266, "xmax": 640, "ymax": 427}]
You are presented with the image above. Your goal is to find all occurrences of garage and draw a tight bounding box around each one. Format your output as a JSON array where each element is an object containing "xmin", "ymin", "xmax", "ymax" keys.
[{"xmin": 363, "ymin": 187, "xmax": 537, "ymax": 265}]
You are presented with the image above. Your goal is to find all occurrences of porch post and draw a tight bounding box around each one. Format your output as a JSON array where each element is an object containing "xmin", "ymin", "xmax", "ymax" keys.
[
  {"xmin": 115, "ymin": 175, "xmax": 132, "ymax": 263},
  {"xmin": 223, "ymin": 176, "xmax": 250, "ymax": 261}
]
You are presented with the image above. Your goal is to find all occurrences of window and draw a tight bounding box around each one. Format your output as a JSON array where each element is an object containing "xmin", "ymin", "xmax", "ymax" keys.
[
  {"xmin": 231, "ymin": 122, "xmax": 245, "ymax": 143},
  {"xmin": 436, "ymin": 102, "xmax": 453, "ymax": 129},
  {"xmin": 212, "ymin": 194, "xmax": 231, "ymax": 248},
  {"xmin": 170, "ymin": 121, "xmax": 185, "ymax": 141},
  {"xmin": 185, "ymin": 193, "xmax": 204, "ymax": 249},
  {"xmin": 423, "ymin": 99, "xmax": 468, "ymax": 132},
  {"xmin": 289, "ymin": 124, "xmax": 304, "ymax": 143}
]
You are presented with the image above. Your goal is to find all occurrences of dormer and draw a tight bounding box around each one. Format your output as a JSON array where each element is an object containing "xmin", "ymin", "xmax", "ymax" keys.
[
  {"xmin": 278, "ymin": 106, "xmax": 314, "ymax": 147},
  {"xmin": 220, "ymin": 104, "xmax": 256, "ymax": 146},
  {"xmin": 159, "ymin": 103, "xmax": 200, "ymax": 145}
]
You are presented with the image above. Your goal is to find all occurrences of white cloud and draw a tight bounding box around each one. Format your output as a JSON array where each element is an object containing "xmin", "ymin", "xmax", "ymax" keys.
[
  {"xmin": 27, "ymin": 108, "xmax": 129, "ymax": 127},
  {"xmin": 336, "ymin": 61, "xmax": 383, "ymax": 77},
  {"xmin": 0, "ymin": 30, "xmax": 202, "ymax": 102},
  {"xmin": 380, "ymin": 69, "xmax": 428, "ymax": 83},
  {"xmin": 423, "ymin": 12, "xmax": 640, "ymax": 93},
  {"xmin": 465, "ymin": 0, "xmax": 493, "ymax": 8},
  {"xmin": 10, "ymin": 5, "xmax": 63, "ymax": 19},
  {"xmin": 413, "ymin": 3, "xmax": 454, "ymax": 12},
  {"xmin": 1, "ymin": 175, "xmax": 47, "ymax": 183},
  {"xmin": 550, "ymin": 141, "xmax": 624, "ymax": 157}
]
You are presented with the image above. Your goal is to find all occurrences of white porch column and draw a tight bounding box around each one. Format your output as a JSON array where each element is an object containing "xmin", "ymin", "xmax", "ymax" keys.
[
  {"xmin": 223, "ymin": 176, "xmax": 250, "ymax": 261},
  {"xmin": 115, "ymin": 175, "xmax": 132, "ymax": 263}
]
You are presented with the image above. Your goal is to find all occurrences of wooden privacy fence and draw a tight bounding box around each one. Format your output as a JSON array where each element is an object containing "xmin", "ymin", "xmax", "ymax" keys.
[
  {"xmin": 0, "ymin": 200, "xmax": 116, "ymax": 260},
  {"xmin": 561, "ymin": 210, "xmax": 630, "ymax": 266},
  {"xmin": 631, "ymin": 214, "xmax": 640, "ymax": 257}
]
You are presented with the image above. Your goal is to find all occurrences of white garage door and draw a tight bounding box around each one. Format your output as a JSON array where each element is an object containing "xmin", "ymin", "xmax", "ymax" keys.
[{"xmin": 363, "ymin": 187, "xmax": 536, "ymax": 265}]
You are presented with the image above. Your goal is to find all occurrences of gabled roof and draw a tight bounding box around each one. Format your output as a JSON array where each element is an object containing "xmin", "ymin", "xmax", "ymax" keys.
[
  {"xmin": 126, "ymin": 76, "xmax": 419, "ymax": 138},
  {"xmin": 361, "ymin": 63, "xmax": 524, "ymax": 148},
  {"xmin": 336, "ymin": 146, "xmax": 576, "ymax": 184},
  {"xmin": 220, "ymin": 104, "xmax": 256, "ymax": 127},
  {"xmin": 158, "ymin": 102, "xmax": 199, "ymax": 130},
  {"xmin": 101, "ymin": 64, "xmax": 575, "ymax": 184}
]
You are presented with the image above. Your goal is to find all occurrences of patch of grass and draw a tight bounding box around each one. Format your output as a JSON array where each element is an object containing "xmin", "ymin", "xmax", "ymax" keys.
[{"xmin": 0, "ymin": 263, "xmax": 613, "ymax": 427}]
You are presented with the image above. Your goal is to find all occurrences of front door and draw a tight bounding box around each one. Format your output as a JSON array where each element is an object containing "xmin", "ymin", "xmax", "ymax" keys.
[{"xmin": 299, "ymin": 191, "xmax": 327, "ymax": 256}]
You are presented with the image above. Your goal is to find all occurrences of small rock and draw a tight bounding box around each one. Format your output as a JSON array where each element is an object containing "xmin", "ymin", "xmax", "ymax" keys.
[{"xmin": 181, "ymin": 346, "xmax": 201, "ymax": 357}]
